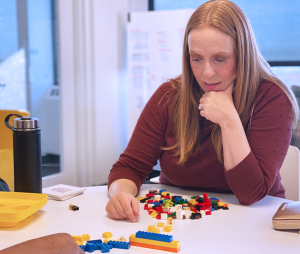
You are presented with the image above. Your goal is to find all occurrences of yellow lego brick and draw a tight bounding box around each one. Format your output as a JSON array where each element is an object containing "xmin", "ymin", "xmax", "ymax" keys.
[
  {"xmin": 148, "ymin": 225, "xmax": 156, "ymax": 231},
  {"xmin": 153, "ymin": 228, "xmax": 160, "ymax": 233},
  {"xmin": 148, "ymin": 225, "xmax": 160, "ymax": 233},
  {"xmin": 161, "ymin": 191, "xmax": 169, "ymax": 196},
  {"xmin": 189, "ymin": 199, "xmax": 197, "ymax": 205},
  {"xmin": 104, "ymin": 238, "xmax": 121, "ymax": 243},
  {"xmin": 137, "ymin": 196, "xmax": 147, "ymax": 201},
  {"xmin": 82, "ymin": 234, "xmax": 90, "ymax": 241},
  {"xmin": 75, "ymin": 240, "xmax": 83, "ymax": 245},
  {"xmin": 164, "ymin": 225, "xmax": 173, "ymax": 232},
  {"xmin": 129, "ymin": 234, "xmax": 180, "ymax": 249},
  {"xmin": 150, "ymin": 210, "xmax": 158, "ymax": 216},
  {"xmin": 167, "ymin": 217, "xmax": 173, "ymax": 225},
  {"xmin": 102, "ymin": 231, "xmax": 112, "ymax": 239},
  {"xmin": 183, "ymin": 207, "xmax": 190, "ymax": 210},
  {"xmin": 217, "ymin": 202, "xmax": 224, "ymax": 207},
  {"xmin": 157, "ymin": 222, "xmax": 165, "ymax": 227}
]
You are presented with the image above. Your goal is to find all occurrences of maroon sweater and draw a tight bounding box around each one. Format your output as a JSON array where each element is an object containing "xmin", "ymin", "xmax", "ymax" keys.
[{"xmin": 108, "ymin": 81, "xmax": 293, "ymax": 205}]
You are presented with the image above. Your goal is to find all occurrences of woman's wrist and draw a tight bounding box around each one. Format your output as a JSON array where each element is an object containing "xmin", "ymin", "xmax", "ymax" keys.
[{"xmin": 108, "ymin": 179, "xmax": 138, "ymax": 197}]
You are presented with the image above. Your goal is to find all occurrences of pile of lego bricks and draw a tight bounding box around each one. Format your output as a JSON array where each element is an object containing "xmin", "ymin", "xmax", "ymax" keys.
[
  {"xmin": 138, "ymin": 189, "xmax": 229, "ymax": 220},
  {"xmin": 72, "ymin": 233, "xmax": 130, "ymax": 253},
  {"xmin": 129, "ymin": 231, "xmax": 180, "ymax": 253}
]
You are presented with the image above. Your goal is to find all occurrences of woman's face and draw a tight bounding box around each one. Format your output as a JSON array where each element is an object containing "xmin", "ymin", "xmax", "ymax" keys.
[{"xmin": 188, "ymin": 26, "xmax": 237, "ymax": 93}]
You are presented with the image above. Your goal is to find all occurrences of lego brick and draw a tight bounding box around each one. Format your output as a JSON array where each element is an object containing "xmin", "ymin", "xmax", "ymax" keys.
[
  {"xmin": 157, "ymin": 222, "xmax": 165, "ymax": 227},
  {"xmin": 79, "ymin": 245, "xmax": 86, "ymax": 251},
  {"xmin": 148, "ymin": 225, "xmax": 160, "ymax": 233},
  {"xmin": 99, "ymin": 243, "xmax": 111, "ymax": 253},
  {"xmin": 176, "ymin": 210, "xmax": 184, "ymax": 220},
  {"xmin": 69, "ymin": 204, "xmax": 79, "ymax": 211},
  {"xmin": 83, "ymin": 234, "xmax": 90, "ymax": 241},
  {"xmin": 107, "ymin": 241, "xmax": 130, "ymax": 249},
  {"xmin": 167, "ymin": 217, "xmax": 173, "ymax": 225},
  {"xmin": 139, "ymin": 197, "xmax": 149, "ymax": 203},
  {"xmin": 163, "ymin": 225, "xmax": 173, "ymax": 232},
  {"xmin": 130, "ymin": 241, "xmax": 180, "ymax": 253},
  {"xmin": 119, "ymin": 236, "xmax": 127, "ymax": 242},
  {"xmin": 129, "ymin": 234, "xmax": 179, "ymax": 248},
  {"xmin": 102, "ymin": 231, "xmax": 112, "ymax": 239},
  {"xmin": 85, "ymin": 242, "xmax": 96, "ymax": 253},
  {"xmin": 161, "ymin": 213, "xmax": 168, "ymax": 220},
  {"xmin": 87, "ymin": 239, "xmax": 103, "ymax": 245},
  {"xmin": 135, "ymin": 231, "xmax": 173, "ymax": 242},
  {"xmin": 137, "ymin": 196, "xmax": 147, "ymax": 201}
]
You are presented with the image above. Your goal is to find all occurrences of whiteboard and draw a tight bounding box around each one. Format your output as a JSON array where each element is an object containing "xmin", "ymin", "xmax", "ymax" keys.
[{"xmin": 127, "ymin": 9, "xmax": 195, "ymax": 140}]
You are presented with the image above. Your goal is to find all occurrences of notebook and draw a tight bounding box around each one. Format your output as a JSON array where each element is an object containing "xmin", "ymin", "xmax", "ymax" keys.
[
  {"xmin": 272, "ymin": 201, "xmax": 300, "ymax": 230},
  {"xmin": 42, "ymin": 184, "xmax": 85, "ymax": 201}
]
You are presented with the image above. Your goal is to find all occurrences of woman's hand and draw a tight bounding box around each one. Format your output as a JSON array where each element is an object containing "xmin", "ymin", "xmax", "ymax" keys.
[
  {"xmin": 199, "ymin": 84, "xmax": 238, "ymax": 126},
  {"xmin": 0, "ymin": 233, "xmax": 84, "ymax": 254},
  {"xmin": 106, "ymin": 192, "xmax": 140, "ymax": 222}
]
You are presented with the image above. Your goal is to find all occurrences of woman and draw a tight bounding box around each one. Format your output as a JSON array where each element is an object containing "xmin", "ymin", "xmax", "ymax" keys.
[{"xmin": 106, "ymin": 0, "xmax": 299, "ymax": 222}]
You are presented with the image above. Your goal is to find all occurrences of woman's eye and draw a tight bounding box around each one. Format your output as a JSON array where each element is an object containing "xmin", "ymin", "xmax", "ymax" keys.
[
  {"xmin": 215, "ymin": 59, "xmax": 226, "ymax": 62},
  {"xmin": 192, "ymin": 59, "xmax": 199, "ymax": 62}
]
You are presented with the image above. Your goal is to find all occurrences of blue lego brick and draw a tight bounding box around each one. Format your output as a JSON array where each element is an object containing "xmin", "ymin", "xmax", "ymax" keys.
[
  {"xmin": 107, "ymin": 241, "xmax": 131, "ymax": 249},
  {"xmin": 79, "ymin": 245, "xmax": 86, "ymax": 251},
  {"xmin": 86, "ymin": 239, "xmax": 103, "ymax": 250},
  {"xmin": 211, "ymin": 207, "xmax": 214, "ymax": 212},
  {"xmin": 135, "ymin": 231, "xmax": 173, "ymax": 243},
  {"xmin": 85, "ymin": 242, "xmax": 96, "ymax": 253},
  {"xmin": 159, "ymin": 189, "xmax": 167, "ymax": 193},
  {"xmin": 174, "ymin": 197, "xmax": 181, "ymax": 202},
  {"xmin": 87, "ymin": 239, "xmax": 103, "ymax": 244},
  {"xmin": 99, "ymin": 243, "xmax": 111, "ymax": 253}
]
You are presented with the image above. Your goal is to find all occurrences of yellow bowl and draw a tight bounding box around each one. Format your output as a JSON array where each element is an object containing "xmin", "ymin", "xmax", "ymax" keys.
[{"xmin": 0, "ymin": 192, "xmax": 47, "ymax": 227}]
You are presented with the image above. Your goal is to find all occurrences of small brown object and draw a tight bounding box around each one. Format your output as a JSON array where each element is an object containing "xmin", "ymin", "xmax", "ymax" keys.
[{"xmin": 272, "ymin": 202, "xmax": 300, "ymax": 230}]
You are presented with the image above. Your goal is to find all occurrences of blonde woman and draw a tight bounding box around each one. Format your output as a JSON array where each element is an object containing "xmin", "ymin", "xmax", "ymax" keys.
[{"xmin": 106, "ymin": 0, "xmax": 299, "ymax": 222}]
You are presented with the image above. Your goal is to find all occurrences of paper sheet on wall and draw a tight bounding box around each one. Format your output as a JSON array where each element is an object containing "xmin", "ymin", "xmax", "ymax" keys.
[{"xmin": 127, "ymin": 9, "xmax": 195, "ymax": 140}]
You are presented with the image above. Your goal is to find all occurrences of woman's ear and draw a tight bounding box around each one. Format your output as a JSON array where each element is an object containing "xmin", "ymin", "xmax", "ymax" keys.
[{"xmin": 0, "ymin": 178, "xmax": 10, "ymax": 192}]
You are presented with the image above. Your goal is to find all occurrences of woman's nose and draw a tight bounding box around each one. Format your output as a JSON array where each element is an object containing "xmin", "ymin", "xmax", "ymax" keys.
[{"xmin": 202, "ymin": 62, "xmax": 215, "ymax": 77}]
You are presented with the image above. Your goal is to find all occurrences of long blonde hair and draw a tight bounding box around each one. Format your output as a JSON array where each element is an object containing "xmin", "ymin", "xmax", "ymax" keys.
[{"xmin": 164, "ymin": 0, "xmax": 299, "ymax": 164}]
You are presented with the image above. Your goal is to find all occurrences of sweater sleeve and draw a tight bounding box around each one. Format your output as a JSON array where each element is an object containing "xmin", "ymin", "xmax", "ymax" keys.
[
  {"xmin": 107, "ymin": 83, "xmax": 171, "ymax": 193},
  {"xmin": 224, "ymin": 83, "xmax": 293, "ymax": 205}
]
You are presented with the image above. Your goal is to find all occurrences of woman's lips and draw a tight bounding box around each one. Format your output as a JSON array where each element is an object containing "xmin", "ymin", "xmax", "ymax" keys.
[{"xmin": 204, "ymin": 82, "xmax": 221, "ymax": 86}]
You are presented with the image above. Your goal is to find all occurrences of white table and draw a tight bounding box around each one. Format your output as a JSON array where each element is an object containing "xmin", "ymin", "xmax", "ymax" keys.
[{"xmin": 0, "ymin": 184, "xmax": 299, "ymax": 253}]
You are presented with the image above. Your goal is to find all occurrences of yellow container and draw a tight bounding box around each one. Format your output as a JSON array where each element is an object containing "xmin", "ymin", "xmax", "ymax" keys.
[{"xmin": 0, "ymin": 192, "xmax": 47, "ymax": 227}]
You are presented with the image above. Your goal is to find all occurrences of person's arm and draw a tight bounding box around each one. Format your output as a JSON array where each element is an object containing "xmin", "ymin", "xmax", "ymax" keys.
[
  {"xmin": 0, "ymin": 233, "xmax": 84, "ymax": 254},
  {"xmin": 200, "ymin": 83, "xmax": 251, "ymax": 170},
  {"xmin": 223, "ymin": 84, "xmax": 293, "ymax": 204},
  {"xmin": 200, "ymin": 83, "xmax": 293, "ymax": 205},
  {"xmin": 106, "ymin": 83, "xmax": 172, "ymax": 221}
]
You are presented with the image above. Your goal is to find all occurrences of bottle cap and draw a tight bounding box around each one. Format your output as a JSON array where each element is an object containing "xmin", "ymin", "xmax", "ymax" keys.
[{"xmin": 13, "ymin": 116, "xmax": 40, "ymax": 131}]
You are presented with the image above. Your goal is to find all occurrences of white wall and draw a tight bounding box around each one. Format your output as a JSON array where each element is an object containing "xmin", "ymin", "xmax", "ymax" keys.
[
  {"xmin": 57, "ymin": 0, "xmax": 148, "ymax": 187},
  {"xmin": 92, "ymin": 0, "xmax": 148, "ymax": 185}
]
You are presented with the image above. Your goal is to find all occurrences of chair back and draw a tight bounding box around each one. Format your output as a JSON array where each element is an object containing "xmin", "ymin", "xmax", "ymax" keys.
[
  {"xmin": 280, "ymin": 145, "xmax": 300, "ymax": 201},
  {"xmin": 0, "ymin": 110, "xmax": 30, "ymax": 191}
]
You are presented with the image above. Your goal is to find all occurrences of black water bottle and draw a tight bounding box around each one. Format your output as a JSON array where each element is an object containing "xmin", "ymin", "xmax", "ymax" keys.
[{"xmin": 5, "ymin": 114, "xmax": 42, "ymax": 193}]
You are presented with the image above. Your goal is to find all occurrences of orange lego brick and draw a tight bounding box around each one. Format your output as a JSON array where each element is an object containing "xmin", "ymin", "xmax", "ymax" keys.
[{"xmin": 130, "ymin": 241, "xmax": 180, "ymax": 253}]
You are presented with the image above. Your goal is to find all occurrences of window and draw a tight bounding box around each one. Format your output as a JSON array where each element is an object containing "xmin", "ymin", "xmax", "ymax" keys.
[{"xmin": 0, "ymin": 0, "xmax": 60, "ymax": 177}]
